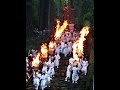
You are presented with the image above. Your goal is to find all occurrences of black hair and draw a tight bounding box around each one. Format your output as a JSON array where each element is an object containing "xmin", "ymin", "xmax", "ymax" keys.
[{"xmin": 76, "ymin": 65, "xmax": 78, "ymax": 67}]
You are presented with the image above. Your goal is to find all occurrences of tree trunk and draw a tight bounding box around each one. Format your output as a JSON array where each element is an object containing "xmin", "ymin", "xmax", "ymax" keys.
[
  {"xmin": 49, "ymin": 0, "xmax": 55, "ymax": 37},
  {"xmin": 26, "ymin": 0, "xmax": 32, "ymax": 37},
  {"xmin": 39, "ymin": 0, "xmax": 44, "ymax": 31},
  {"xmin": 39, "ymin": 0, "xmax": 49, "ymax": 31}
]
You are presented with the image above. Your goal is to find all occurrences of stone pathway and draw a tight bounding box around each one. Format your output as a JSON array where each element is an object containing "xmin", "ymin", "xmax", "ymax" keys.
[{"xmin": 26, "ymin": 55, "xmax": 88, "ymax": 90}]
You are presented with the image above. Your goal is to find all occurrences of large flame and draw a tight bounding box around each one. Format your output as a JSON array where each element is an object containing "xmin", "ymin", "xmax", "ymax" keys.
[
  {"xmin": 56, "ymin": 20, "xmax": 60, "ymax": 31},
  {"xmin": 72, "ymin": 26, "xmax": 90, "ymax": 59},
  {"xmin": 48, "ymin": 41, "xmax": 56, "ymax": 55},
  {"xmin": 32, "ymin": 53, "xmax": 40, "ymax": 67},
  {"xmin": 49, "ymin": 41, "xmax": 56, "ymax": 49},
  {"xmin": 54, "ymin": 20, "xmax": 68, "ymax": 40},
  {"xmin": 41, "ymin": 43, "xmax": 48, "ymax": 58},
  {"xmin": 77, "ymin": 26, "xmax": 89, "ymax": 56}
]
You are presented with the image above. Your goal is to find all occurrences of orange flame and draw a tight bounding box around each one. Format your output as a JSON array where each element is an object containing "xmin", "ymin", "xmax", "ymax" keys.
[
  {"xmin": 41, "ymin": 43, "xmax": 48, "ymax": 58},
  {"xmin": 49, "ymin": 41, "xmax": 56, "ymax": 49},
  {"xmin": 73, "ymin": 26, "xmax": 90, "ymax": 59},
  {"xmin": 77, "ymin": 26, "xmax": 89, "ymax": 56},
  {"xmin": 32, "ymin": 53, "xmax": 40, "ymax": 67},
  {"xmin": 54, "ymin": 20, "xmax": 68, "ymax": 40},
  {"xmin": 56, "ymin": 20, "xmax": 60, "ymax": 31}
]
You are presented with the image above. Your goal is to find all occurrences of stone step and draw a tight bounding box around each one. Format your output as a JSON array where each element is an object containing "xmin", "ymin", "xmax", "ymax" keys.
[
  {"xmin": 27, "ymin": 84, "xmax": 34, "ymax": 87},
  {"xmin": 44, "ymin": 87, "xmax": 51, "ymax": 90},
  {"xmin": 60, "ymin": 87, "xmax": 68, "ymax": 90},
  {"xmin": 26, "ymin": 87, "xmax": 35, "ymax": 90}
]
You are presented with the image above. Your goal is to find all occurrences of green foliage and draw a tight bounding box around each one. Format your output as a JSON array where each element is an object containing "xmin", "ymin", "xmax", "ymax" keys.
[
  {"xmin": 54, "ymin": 0, "xmax": 65, "ymax": 19},
  {"xmin": 32, "ymin": 0, "xmax": 40, "ymax": 26},
  {"xmin": 82, "ymin": 0, "xmax": 94, "ymax": 26},
  {"xmin": 83, "ymin": 20, "xmax": 91, "ymax": 26}
]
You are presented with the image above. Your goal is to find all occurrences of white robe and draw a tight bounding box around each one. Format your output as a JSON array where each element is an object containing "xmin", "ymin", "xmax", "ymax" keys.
[
  {"xmin": 63, "ymin": 44, "xmax": 68, "ymax": 57},
  {"xmin": 60, "ymin": 42, "xmax": 65, "ymax": 53},
  {"xmin": 78, "ymin": 59, "xmax": 83, "ymax": 70},
  {"xmin": 54, "ymin": 54, "xmax": 60, "ymax": 68},
  {"xmin": 26, "ymin": 63, "xmax": 29, "ymax": 67},
  {"xmin": 37, "ymin": 73, "xmax": 41, "ymax": 79},
  {"xmin": 81, "ymin": 61, "xmax": 88, "ymax": 75},
  {"xmin": 33, "ymin": 77, "xmax": 40, "ymax": 90},
  {"xmin": 33, "ymin": 72, "xmax": 41, "ymax": 90},
  {"xmin": 31, "ymin": 49, "xmax": 36, "ymax": 57},
  {"xmin": 51, "ymin": 62, "xmax": 55, "ymax": 76},
  {"xmin": 67, "ymin": 46, "xmax": 72, "ymax": 54},
  {"xmin": 47, "ymin": 67, "xmax": 52, "ymax": 79},
  {"xmin": 65, "ymin": 65, "xmax": 72, "ymax": 81},
  {"xmin": 45, "ymin": 71, "xmax": 52, "ymax": 86},
  {"xmin": 69, "ymin": 58, "xmax": 74, "ymax": 65},
  {"xmin": 55, "ymin": 46, "xmax": 60, "ymax": 54},
  {"xmin": 47, "ymin": 66, "xmax": 52, "ymax": 78},
  {"xmin": 40, "ymin": 74, "xmax": 47, "ymax": 90},
  {"xmin": 48, "ymin": 58, "xmax": 52, "ymax": 64},
  {"xmin": 72, "ymin": 67, "xmax": 79, "ymax": 83},
  {"xmin": 42, "ymin": 62, "xmax": 48, "ymax": 73}
]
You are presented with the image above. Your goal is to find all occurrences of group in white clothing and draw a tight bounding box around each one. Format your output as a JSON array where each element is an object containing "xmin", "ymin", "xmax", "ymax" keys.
[
  {"xmin": 65, "ymin": 57, "xmax": 89, "ymax": 83},
  {"xmin": 26, "ymin": 30, "xmax": 89, "ymax": 90}
]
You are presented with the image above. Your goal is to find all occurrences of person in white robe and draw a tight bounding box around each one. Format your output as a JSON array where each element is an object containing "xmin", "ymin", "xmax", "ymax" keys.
[
  {"xmin": 67, "ymin": 45, "xmax": 72, "ymax": 55},
  {"xmin": 26, "ymin": 57, "xmax": 29, "ymax": 68},
  {"xmin": 81, "ymin": 58, "xmax": 88, "ymax": 75},
  {"xmin": 59, "ymin": 46, "xmax": 62, "ymax": 54},
  {"xmin": 42, "ymin": 61, "xmax": 48, "ymax": 73},
  {"xmin": 40, "ymin": 72, "xmax": 47, "ymax": 90},
  {"xmin": 48, "ymin": 56, "xmax": 51, "ymax": 62},
  {"xmin": 77, "ymin": 58, "xmax": 83, "ymax": 71},
  {"xmin": 45, "ymin": 69, "xmax": 52, "ymax": 87},
  {"xmin": 46, "ymin": 60, "xmax": 52, "ymax": 77},
  {"xmin": 63, "ymin": 43, "xmax": 68, "ymax": 57},
  {"xmin": 72, "ymin": 65, "xmax": 79, "ymax": 83},
  {"xmin": 47, "ymin": 63, "xmax": 52, "ymax": 78},
  {"xmin": 54, "ymin": 53, "xmax": 60, "ymax": 68},
  {"xmin": 55, "ymin": 45, "xmax": 60, "ymax": 55},
  {"xmin": 47, "ymin": 67, "xmax": 52, "ymax": 79},
  {"xmin": 33, "ymin": 71, "xmax": 41, "ymax": 90},
  {"xmin": 51, "ymin": 61, "xmax": 55, "ymax": 78},
  {"xmin": 31, "ymin": 49, "xmax": 36, "ymax": 57},
  {"xmin": 65, "ymin": 63, "xmax": 72, "ymax": 82},
  {"xmin": 69, "ymin": 57, "xmax": 74, "ymax": 65},
  {"xmin": 60, "ymin": 41, "xmax": 65, "ymax": 53}
]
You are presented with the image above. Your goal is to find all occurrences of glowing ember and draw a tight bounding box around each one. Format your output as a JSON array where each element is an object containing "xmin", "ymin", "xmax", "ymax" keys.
[
  {"xmin": 41, "ymin": 43, "xmax": 48, "ymax": 58},
  {"xmin": 54, "ymin": 20, "xmax": 68, "ymax": 40},
  {"xmin": 32, "ymin": 53, "xmax": 40, "ymax": 67}
]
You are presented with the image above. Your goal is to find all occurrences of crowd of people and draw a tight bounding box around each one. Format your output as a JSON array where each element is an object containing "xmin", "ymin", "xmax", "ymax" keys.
[
  {"xmin": 26, "ymin": 28, "xmax": 89, "ymax": 90},
  {"xmin": 65, "ymin": 57, "xmax": 88, "ymax": 83}
]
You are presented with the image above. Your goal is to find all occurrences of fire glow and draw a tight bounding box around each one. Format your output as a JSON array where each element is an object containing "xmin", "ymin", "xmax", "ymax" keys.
[
  {"xmin": 49, "ymin": 41, "xmax": 56, "ymax": 49},
  {"xmin": 41, "ymin": 43, "xmax": 48, "ymax": 58},
  {"xmin": 32, "ymin": 53, "xmax": 40, "ymax": 67},
  {"xmin": 54, "ymin": 20, "xmax": 68, "ymax": 40},
  {"xmin": 48, "ymin": 41, "xmax": 56, "ymax": 55},
  {"xmin": 73, "ymin": 26, "xmax": 90, "ymax": 59}
]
